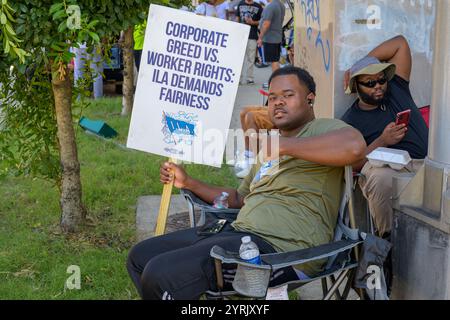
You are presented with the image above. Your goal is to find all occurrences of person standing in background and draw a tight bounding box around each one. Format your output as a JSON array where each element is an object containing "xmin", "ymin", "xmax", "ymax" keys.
[
  {"xmin": 133, "ymin": 20, "xmax": 147, "ymax": 72},
  {"xmin": 215, "ymin": 0, "xmax": 230, "ymax": 19},
  {"xmin": 254, "ymin": 0, "xmax": 269, "ymax": 68},
  {"xmin": 254, "ymin": 0, "xmax": 268, "ymax": 7},
  {"xmin": 257, "ymin": 0, "xmax": 285, "ymax": 72},
  {"xmin": 237, "ymin": 0, "xmax": 263, "ymax": 85},
  {"xmin": 226, "ymin": 0, "xmax": 242, "ymax": 21},
  {"xmin": 195, "ymin": 0, "xmax": 218, "ymax": 17}
]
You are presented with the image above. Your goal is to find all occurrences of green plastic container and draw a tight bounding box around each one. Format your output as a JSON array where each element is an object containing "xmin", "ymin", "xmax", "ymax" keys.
[{"xmin": 79, "ymin": 116, "xmax": 118, "ymax": 138}]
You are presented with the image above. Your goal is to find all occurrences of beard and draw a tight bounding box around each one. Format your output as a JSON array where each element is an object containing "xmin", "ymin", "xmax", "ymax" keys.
[{"xmin": 357, "ymin": 86, "xmax": 386, "ymax": 107}]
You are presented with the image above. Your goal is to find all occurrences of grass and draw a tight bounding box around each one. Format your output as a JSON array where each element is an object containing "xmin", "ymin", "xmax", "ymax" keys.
[{"xmin": 0, "ymin": 97, "xmax": 239, "ymax": 299}]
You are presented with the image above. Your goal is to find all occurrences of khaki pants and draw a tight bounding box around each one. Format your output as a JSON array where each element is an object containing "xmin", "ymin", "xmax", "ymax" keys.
[
  {"xmin": 240, "ymin": 39, "xmax": 257, "ymax": 83},
  {"xmin": 359, "ymin": 159, "xmax": 423, "ymax": 237},
  {"xmin": 242, "ymin": 106, "xmax": 275, "ymax": 130}
]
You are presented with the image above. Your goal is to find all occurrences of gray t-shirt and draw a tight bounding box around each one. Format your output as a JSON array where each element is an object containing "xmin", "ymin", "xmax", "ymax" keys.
[{"xmin": 259, "ymin": 0, "xmax": 285, "ymax": 44}]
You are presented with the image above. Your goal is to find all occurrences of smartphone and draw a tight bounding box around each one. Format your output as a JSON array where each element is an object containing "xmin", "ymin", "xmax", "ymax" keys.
[
  {"xmin": 197, "ymin": 219, "xmax": 227, "ymax": 236},
  {"xmin": 395, "ymin": 109, "xmax": 411, "ymax": 126}
]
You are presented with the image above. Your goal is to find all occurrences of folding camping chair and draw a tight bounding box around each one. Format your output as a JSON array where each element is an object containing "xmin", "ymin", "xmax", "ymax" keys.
[{"xmin": 181, "ymin": 166, "xmax": 372, "ymax": 300}]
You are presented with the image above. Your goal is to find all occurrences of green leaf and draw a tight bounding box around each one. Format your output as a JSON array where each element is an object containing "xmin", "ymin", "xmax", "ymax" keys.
[
  {"xmin": 16, "ymin": 23, "xmax": 25, "ymax": 34},
  {"xmin": 52, "ymin": 9, "xmax": 66, "ymax": 21},
  {"xmin": 4, "ymin": 39, "xmax": 10, "ymax": 53},
  {"xmin": 62, "ymin": 51, "xmax": 74, "ymax": 63},
  {"xmin": 86, "ymin": 20, "xmax": 99, "ymax": 29},
  {"xmin": 4, "ymin": 22, "xmax": 16, "ymax": 35},
  {"xmin": 96, "ymin": 15, "xmax": 106, "ymax": 24},
  {"xmin": 15, "ymin": 47, "xmax": 24, "ymax": 56},
  {"xmin": 19, "ymin": 4, "xmax": 27, "ymax": 13},
  {"xmin": 17, "ymin": 63, "xmax": 27, "ymax": 74},
  {"xmin": 88, "ymin": 31, "xmax": 100, "ymax": 43},
  {"xmin": 57, "ymin": 20, "xmax": 67, "ymax": 33},
  {"xmin": 49, "ymin": 3, "xmax": 64, "ymax": 15},
  {"xmin": 0, "ymin": 12, "xmax": 7, "ymax": 25},
  {"xmin": 4, "ymin": 1, "xmax": 13, "ymax": 11},
  {"xmin": 4, "ymin": 7, "xmax": 15, "ymax": 22},
  {"xmin": 50, "ymin": 43, "xmax": 64, "ymax": 52}
]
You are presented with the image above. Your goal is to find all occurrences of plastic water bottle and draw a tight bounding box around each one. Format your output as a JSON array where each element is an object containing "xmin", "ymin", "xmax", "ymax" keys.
[
  {"xmin": 213, "ymin": 192, "xmax": 229, "ymax": 209},
  {"xmin": 239, "ymin": 236, "xmax": 261, "ymax": 265}
]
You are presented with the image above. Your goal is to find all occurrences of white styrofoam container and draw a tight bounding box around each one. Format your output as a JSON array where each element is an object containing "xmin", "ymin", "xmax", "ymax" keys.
[{"xmin": 366, "ymin": 147, "xmax": 412, "ymax": 170}]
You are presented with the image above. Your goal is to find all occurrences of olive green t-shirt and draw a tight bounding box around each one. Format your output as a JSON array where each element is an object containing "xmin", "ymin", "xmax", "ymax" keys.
[{"xmin": 232, "ymin": 118, "xmax": 350, "ymax": 276}]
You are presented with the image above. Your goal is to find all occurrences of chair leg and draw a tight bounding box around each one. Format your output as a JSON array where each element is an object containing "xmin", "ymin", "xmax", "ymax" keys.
[
  {"xmin": 321, "ymin": 278, "xmax": 328, "ymax": 298},
  {"xmin": 329, "ymin": 274, "xmax": 343, "ymax": 300},
  {"xmin": 185, "ymin": 197, "xmax": 196, "ymax": 227},
  {"xmin": 341, "ymin": 269, "xmax": 355, "ymax": 300},
  {"xmin": 214, "ymin": 258, "xmax": 224, "ymax": 291},
  {"xmin": 323, "ymin": 269, "xmax": 350, "ymax": 300}
]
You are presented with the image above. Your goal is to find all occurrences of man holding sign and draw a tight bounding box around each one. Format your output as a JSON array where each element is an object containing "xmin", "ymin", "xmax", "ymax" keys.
[
  {"xmin": 128, "ymin": 5, "xmax": 249, "ymax": 235},
  {"xmin": 127, "ymin": 66, "xmax": 366, "ymax": 299}
]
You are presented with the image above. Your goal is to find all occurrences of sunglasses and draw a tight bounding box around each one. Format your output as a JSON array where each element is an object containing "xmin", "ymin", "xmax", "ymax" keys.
[{"xmin": 357, "ymin": 77, "xmax": 388, "ymax": 88}]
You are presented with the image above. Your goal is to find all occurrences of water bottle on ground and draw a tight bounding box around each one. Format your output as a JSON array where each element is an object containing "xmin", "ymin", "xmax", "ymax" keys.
[
  {"xmin": 239, "ymin": 236, "xmax": 261, "ymax": 265},
  {"xmin": 213, "ymin": 192, "xmax": 229, "ymax": 209}
]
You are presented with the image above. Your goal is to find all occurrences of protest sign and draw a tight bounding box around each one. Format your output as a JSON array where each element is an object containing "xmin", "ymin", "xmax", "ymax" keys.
[{"xmin": 127, "ymin": 5, "xmax": 250, "ymax": 167}]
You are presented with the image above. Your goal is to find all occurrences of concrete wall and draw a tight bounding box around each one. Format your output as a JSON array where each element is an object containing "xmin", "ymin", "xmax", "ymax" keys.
[{"xmin": 295, "ymin": 0, "xmax": 436, "ymax": 119}]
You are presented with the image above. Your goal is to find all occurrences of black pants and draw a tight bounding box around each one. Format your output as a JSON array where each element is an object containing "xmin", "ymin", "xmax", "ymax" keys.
[
  {"xmin": 126, "ymin": 224, "xmax": 299, "ymax": 299},
  {"xmin": 134, "ymin": 50, "xmax": 142, "ymax": 71}
]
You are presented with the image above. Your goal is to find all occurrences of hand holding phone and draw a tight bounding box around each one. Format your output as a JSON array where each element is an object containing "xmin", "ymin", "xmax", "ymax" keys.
[{"xmin": 395, "ymin": 109, "xmax": 411, "ymax": 126}]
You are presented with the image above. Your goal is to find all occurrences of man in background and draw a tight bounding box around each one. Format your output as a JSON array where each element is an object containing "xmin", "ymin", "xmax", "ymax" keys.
[
  {"xmin": 195, "ymin": 0, "xmax": 218, "ymax": 17},
  {"xmin": 342, "ymin": 36, "xmax": 428, "ymax": 238},
  {"xmin": 257, "ymin": 0, "xmax": 285, "ymax": 72},
  {"xmin": 133, "ymin": 20, "xmax": 146, "ymax": 72},
  {"xmin": 237, "ymin": 0, "xmax": 263, "ymax": 85}
]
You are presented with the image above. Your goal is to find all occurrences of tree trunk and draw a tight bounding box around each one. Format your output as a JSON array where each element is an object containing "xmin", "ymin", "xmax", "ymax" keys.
[
  {"xmin": 121, "ymin": 27, "xmax": 134, "ymax": 116},
  {"xmin": 52, "ymin": 66, "xmax": 86, "ymax": 233}
]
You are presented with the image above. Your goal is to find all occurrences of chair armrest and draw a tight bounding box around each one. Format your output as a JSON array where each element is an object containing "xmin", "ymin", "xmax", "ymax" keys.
[
  {"xmin": 180, "ymin": 189, "xmax": 240, "ymax": 226},
  {"xmin": 210, "ymin": 246, "xmax": 272, "ymax": 270},
  {"xmin": 180, "ymin": 189, "xmax": 240, "ymax": 214},
  {"xmin": 180, "ymin": 189, "xmax": 211, "ymax": 208},
  {"xmin": 210, "ymin": 239, "xmax": 362, "ymax": 270},
  {"xmin": 261, "ymin": 239, "xmax": 362, "ymax": 269}
]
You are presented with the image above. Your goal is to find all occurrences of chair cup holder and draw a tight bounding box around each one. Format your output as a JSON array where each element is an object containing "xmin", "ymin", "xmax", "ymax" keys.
[{"xmin": 232, "ymin": 264, "xmax": 271, "ymax": 298}]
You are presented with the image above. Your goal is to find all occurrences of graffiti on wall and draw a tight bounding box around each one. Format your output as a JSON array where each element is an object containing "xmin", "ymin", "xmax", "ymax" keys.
[{"xmin": 299, "ymin": 0, "xmax": 331, "ymax": 73}]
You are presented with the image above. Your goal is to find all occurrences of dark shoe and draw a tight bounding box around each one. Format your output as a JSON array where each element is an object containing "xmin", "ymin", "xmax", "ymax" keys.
[
  {"xmin": 246, "ymin": 80, "xmax": 255, "ymax": 85},
  {"xmin": 255, "ymin": 62, "xmax": 269, "ymax": 68}
]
